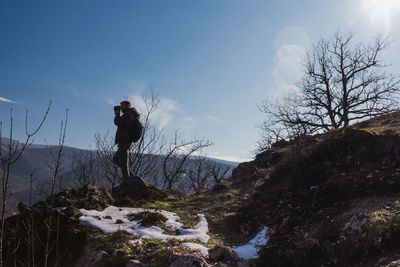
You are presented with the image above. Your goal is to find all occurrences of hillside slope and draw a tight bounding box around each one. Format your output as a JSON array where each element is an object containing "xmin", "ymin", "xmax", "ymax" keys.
[
  {"xmin": 5, "ymin": 112, "xmax": 400, "ymax": 266},
  {"xmin": 231, "ymin": 111, "xmax": 400, "ymax": 266}
]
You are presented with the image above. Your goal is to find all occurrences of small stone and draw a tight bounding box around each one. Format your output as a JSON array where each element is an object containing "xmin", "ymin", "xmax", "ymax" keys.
[
  {"xmin": 169, "ymin": 255, "xmax": 210, "ymax": 267},
  {"xmin": 126, "ymin": 260, "xmax": 148, "ymax": 267}
]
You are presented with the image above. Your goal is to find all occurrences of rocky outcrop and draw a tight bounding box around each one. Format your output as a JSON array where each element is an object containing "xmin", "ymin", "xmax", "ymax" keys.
[
  {"xmin": 230, "ymin": 128, "xmax": 400, "ymax": 266},
  {"xmin": 51, "ymin": 184, "xmax": 114, "ymax": 210}
]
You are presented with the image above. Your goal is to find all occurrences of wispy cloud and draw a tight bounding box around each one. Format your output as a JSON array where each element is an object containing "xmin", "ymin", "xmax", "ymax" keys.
[
  {"xmin": 105, "ymin": 98, "xmax": 116, "ymax": 105},
  {"xmin": 129, "ymin": 93, "xmax": 179, "ymax": 131},
  {"xmin": 0, "ymin": 96, "xmax": 21, "ymax": 104},
  {"xmin": 205, "ymin": 115, "xmax": 222, "ymax": 124}
]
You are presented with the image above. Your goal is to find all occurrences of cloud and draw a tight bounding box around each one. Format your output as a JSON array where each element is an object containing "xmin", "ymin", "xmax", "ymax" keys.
[
  {"xmin": 129, "ymin": 93, "xmax": 179, "ymax": 131},
  {"xmin": 105, "ymin": 98, "xmax": 116, "ymax": 105},
  {"xmin": 205, "ymin": 115, "xmax": 222, "ymax": 124},
  {"xmin": 56, "ymin": 83, "xmax": 89, "ymax": 99},
  {"xmin": 0, "ymin": 96, "xmax": 20, "ymax": 104},
  {"xmin": 272, "ymin": 26, "xmax": 311, "ymax": 98}
]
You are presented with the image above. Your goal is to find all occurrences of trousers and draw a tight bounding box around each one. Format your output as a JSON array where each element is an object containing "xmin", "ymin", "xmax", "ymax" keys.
[{"xmin": 112, "ymin": 142, "xmax": 132, "ymax": 179}]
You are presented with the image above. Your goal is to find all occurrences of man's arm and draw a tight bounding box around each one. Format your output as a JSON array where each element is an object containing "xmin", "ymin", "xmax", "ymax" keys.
[
  {"xmin": 114, "ymin": 112, "xmax": 131, "ymax": 126},
  {"xmin": 114, "ymin": 113, "xmax": 122, "ymax": 126}
]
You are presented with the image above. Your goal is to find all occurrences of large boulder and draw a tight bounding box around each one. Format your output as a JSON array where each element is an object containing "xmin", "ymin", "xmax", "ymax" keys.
[{"xmin": 112, "ymin": 175, "xmax": 168, "ymax": 203}]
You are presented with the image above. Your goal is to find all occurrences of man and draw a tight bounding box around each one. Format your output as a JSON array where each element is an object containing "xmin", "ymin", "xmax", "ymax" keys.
[{"xmin": 113, "ymin": 100, "xmax": 140, "ymax": 180}]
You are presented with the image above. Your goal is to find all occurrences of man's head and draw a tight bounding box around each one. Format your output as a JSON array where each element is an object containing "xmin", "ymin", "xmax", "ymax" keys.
[{"xmin": 120, "ymin": 101, "xmax": 131, "ymax": 113}]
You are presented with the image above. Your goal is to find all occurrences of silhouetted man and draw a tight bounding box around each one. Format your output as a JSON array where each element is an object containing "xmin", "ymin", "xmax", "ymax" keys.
[{"xmin": 113, "ymin": 100, "xmax": 140, "ymax": 180}]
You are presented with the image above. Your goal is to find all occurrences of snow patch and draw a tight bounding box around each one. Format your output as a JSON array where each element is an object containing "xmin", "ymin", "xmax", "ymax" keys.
[
  {"xmin": 180, "ymin": 242, "xmax": 209, "ymax": 257},
  {"xmin": 79, "ymin": 206, "xmax": 210, "ymax": 242},
  {"xmin": 233, "ymin": 226, "xmax": 269, "ymax": 260}
]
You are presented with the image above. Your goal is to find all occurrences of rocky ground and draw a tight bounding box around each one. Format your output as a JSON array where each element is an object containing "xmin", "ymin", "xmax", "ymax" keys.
[{"xmin": 5, "ymin": 111, "xmax": 400, "ymax": 266}]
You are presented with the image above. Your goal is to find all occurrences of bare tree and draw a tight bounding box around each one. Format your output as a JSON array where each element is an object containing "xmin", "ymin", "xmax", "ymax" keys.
[
  {"xmin": 43, "ymin": 109, "xmax": 68, "ymax": 267},
  {"xmin": 95, "ymin": 131, "xmax": 120, "ymax": 188},
  {"xmin": 208, "ymin": 161, "xmax": 231, "ymax": 185},
  {"xmin": 187, "ymin": 156, "xmax": 211, "ymax": 194},
  {"xmin": 162, "ymin": 131, "xmax": 213, "ymax": 190},
  {"xmin": 259, "ymin": 32, "xmax": 400, "ymax": 148},
  {"xmin": 0, "ymin": 102, "xmax": 51, "ymax": 266},
  {"xmin": 70, "ymin": 150, "xmax": 99, "ymax": 187},
  {"xmin": 129, "ymin": 91, "xmax": 166, "ymax": 179}
]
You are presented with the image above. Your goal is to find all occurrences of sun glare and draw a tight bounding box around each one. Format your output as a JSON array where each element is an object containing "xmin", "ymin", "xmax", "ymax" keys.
[{"xmin": 363, "ymin": 0, "xmax": 400, "ymax": 26}]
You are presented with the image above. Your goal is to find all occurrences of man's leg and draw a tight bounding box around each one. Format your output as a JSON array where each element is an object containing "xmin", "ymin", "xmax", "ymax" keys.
[
  {"xmin": 112, "ymin": 149, "xmax": 120, "ymax": 166},
  {"xmin": 119, "ymin": 142, "xmax": 132, "ymax": 179}
]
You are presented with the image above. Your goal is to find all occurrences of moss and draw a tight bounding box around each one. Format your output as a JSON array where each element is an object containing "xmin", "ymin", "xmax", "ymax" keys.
[
  {"xmin": 117, "ymin": 246, "xmax": 132, "ymax": 255},
  {"xmin": 142, "ymin": 239, "xmax": 165, "ymax": 249},
  {"xmin": 224, "ymin": 181, "xmax": 233, "ymax": 187},
  {"xmin": 70, "ymin": 215, "xmax": 79, "ymax": 222},
  {"xmin": 146, "ymin": 201, "xmax": 172, "ymax": 211},
  {"xmin": 94, "ymin": 203, "xmax": 103, "ymax": 211},
  {"xmin": 93, "ymin": 233, "xmax": 107, "ymax": 239},
  {"xmin": 70, "ymin": 210, "xmax": 83, "ymax": 223}
]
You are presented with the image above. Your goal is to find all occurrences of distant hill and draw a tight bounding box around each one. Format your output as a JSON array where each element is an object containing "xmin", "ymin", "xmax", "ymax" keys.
[{"xmin": 0, "ymin": 138, "xmax": 239, "ymax": 204}]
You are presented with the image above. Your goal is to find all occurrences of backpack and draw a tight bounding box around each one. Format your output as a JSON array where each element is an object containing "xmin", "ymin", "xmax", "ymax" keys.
[{"xmin": 129, "ymin": 111, "xmax": 143, "ymax": 143}]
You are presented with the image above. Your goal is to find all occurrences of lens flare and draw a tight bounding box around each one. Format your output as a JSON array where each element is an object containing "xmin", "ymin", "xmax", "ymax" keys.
[{"xmin": 363, "ymin": 0, "xmax": 400, "ymax": 26}]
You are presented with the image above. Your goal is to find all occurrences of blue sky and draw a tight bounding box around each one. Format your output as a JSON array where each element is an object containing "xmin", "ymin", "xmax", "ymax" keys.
[{"xmin": 1, "ymin": 0, "xmax": 400, "ymax": 162}]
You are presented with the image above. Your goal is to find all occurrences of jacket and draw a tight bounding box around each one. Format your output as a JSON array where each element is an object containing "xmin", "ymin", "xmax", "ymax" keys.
[{"xmin": 114, "ymin": 108, "xmax": 139, "ymax": 144}]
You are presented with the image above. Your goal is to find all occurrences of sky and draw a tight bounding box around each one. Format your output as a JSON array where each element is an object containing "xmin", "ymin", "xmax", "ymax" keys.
[{"xmin": 1, "ymin": 0, "xmax": 400, "ymax": 162}]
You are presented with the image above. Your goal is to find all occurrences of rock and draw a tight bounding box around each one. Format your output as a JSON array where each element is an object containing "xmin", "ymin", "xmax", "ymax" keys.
[
  {"xmin": 169, "ymin": 255, "xmax": 210, "ymax": 267},
  {"xmin": 343, "ymin": 213, "xmax": 368, "ymax": 234},
  {"xmin": 237, "ymin": 259, "xmax": 249, "ymax": 267},
  {"xmin": 74, "ymin": 249, "xmax": 108, "ymax": 267},
  {"xmin": 231, "ymin": 162, "xmax": 257, "ymax": 181},
  {"xmin": 125, "ymin": 259, "xmax": 148, "ymax": 267},
  {"xmin": 51, "ymin": 184, "xmax": 114, "ymax": 210},
  {"xmin": 209, "ymin": 244, "xmax": 238, "ymax": 262},
  {"xmin": 74, "ymin": 237, "xmax": 105, "ymax": 267},
  {"xmin": 112, "ymin": 175, "xmax": 152, "ymax": 201},
  {"xmin": 64, "ymin": 206, "xmax": 80, "ymax": 217}
]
